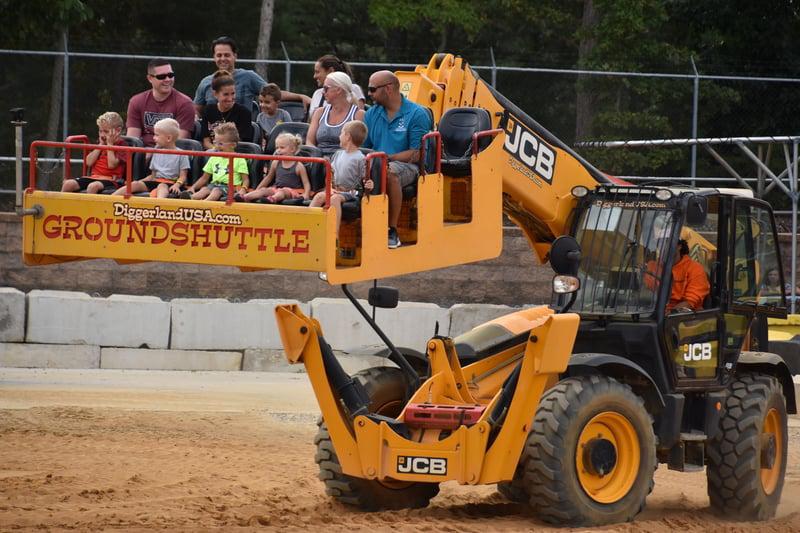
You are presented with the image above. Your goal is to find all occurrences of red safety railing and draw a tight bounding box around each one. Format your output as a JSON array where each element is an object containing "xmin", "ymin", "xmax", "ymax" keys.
[
  {"xmin": 364, "ymin": 151, "xmax": 388, "ymax": 196},
  {"xmin": 28, "ymin": 141, "xmax": 338, "ymax": 208},
  {"xmin": 420, "ymin": 131, "xmax": 442, "ymax": 175},
  {"xmin": 472, "ymin": 129, "xmax": 504, "ymax": 156},
  {"xmin": 63, "ymin": 135, "xmax": 90, "ymax": 178}
]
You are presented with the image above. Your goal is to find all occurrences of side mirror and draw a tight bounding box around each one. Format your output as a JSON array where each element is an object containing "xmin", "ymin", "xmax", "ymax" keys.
[
  {"xmin": 368, "ymin": 286, "xmax": 399, "ymax": 309},
  {"xmin": 686, "ymin": 196, "xmax": 708, "ymax": 226},
  {"xmin": 550, "ymin": 236, "xmax": 581, "ymax": 276}
]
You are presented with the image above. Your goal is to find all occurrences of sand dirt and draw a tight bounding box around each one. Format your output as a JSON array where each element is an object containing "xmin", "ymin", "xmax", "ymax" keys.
[{"xmin": 1, "ymin": 369, "xmax": 799, "ymax": 532}]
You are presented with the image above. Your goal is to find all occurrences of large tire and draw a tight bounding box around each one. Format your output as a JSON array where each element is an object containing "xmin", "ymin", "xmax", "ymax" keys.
[
  {"xmin": 314, "ymin": 367, "xmax": 440, "ymax": 511},
  {"xmin": 522, "ymin": 375, "xmax": 657, "ymax": 526},
  {"xmin": 707, "ymin": 373, "xmax": 788, "ymax": 520}
]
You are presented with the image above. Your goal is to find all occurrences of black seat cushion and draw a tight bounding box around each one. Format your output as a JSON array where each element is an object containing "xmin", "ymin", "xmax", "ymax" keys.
[
  {"xmin": 279, "ymin": 101, "xmax": 308, "ymax": 123},
  {"xmin": 264, "ymin": 122, "xmax": 310, "ymax": 154},
  {"xmin": 175, "ymin": 138, "xmax": 204, "ymax": 186},
  {"xmin": 438, "ymin": 107, "xmax": 491, "ymax": 177}
]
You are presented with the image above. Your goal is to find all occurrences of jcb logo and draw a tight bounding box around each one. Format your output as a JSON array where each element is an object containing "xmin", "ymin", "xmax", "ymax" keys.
[
  {"xmin": 397, "ymin": 456, "xmax": 447, "ymax": 476},
  {"xmin": 503, "ymin": 116, "xmax": 556, "ymax": 183},
  {"xmin": 682, "ymin": 342, "xmax": 713, "ymax": 361}
]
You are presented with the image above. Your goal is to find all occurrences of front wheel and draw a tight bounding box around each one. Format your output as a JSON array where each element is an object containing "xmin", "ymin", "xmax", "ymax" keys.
[
  {"xmin": 314, "ymin": 367, "xmax": 439, "ymax": 510},
  {"xmin": 521, "ymin": 375, "xmax": 656, "ymax": 526},
  {"xmin": 707, "ymin": 373, "xmax": 788, "ymax": 520}
]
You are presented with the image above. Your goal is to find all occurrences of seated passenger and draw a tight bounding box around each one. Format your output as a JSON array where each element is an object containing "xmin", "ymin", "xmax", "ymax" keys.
[
  {"xmin": 113, "ymin": 118, "xmax": 189, "ymax": 198},
  {"xmin": 309, "ymin": 121, "xmax": 371, "ymax": 233},
  {"xmin": 645, "ymin": 238, "xmax": 710, "ymax": 313},
  {"xmin": 256, "ymin": 83, "xmax": 292, "ymax": 148},
  {"xmin": 362, "ymin": 70, "xmax": 432, "ymax": 248},
  {"xmin": 180, "ymin": 123, "xmax": 248, "ymax": 201},
  {"xmin": 241, "ymin": 133, "xmax": 310, "ymax": 203},
  {"xmin": 308, "ymin": 54, "xmax": 366, "ymax": 118},
  {"xmin": 306, "ymin": 72, "xmax": 365, "ymax": 157},
  {"xmin": 61, "ymin": 111, "xmax": 128, "ymax": 194},
  {"xmin": 200, "ymin": 70, "xmax": 253, "ymax": 150}
]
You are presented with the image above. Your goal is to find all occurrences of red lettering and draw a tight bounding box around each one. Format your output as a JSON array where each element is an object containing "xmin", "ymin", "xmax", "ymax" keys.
[
  {"xmin": 105, "ymin": 218, "xmax": 124, "ymax": 242},
  {"xmin": 213, "ymin": 226, "xmax": 233, "ymax": 249},
  {"xmin": 171, "ymin": 222, "xmax": 188, "ymax": 246},
  {"xmin": 84, "ymin": 217, "xmax": 103, "ymax": 241},
  {"xmin": 254, "ymin": 227, "xmax": 273, "ymax": 251},
  {"xmin": 126, "ymin": 220, "xmax": 148, "ymax": 243},
  {"xmin": 292, "ymin": 230, "xmax": 310, "ymax": 253},
  {"xmin": 273, "ymin": 229, "xmax": 291, "ymax": 253},
  {"xmin": 234, "ymin": 227, "xmax": 253, "ymax": 250},
  {"xmin": 150, "ymin": 221, "xmax": 169, "ymax": 245},
  {"xmin": 190, "ymin": 224, "xmax": 213, "ymax": 248},
  {"xmin": 42, "ymin": 215, "xmax": 61, "ymax": 238},
  {"xmin": 62, "ymin": 216, "xmax": 82, "ymax": 240}
]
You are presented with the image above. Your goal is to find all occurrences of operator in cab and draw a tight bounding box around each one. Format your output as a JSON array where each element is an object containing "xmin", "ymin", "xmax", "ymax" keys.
[{"xmin": 666, "ymin": 238, "xmax": 710, "ymax": 313}]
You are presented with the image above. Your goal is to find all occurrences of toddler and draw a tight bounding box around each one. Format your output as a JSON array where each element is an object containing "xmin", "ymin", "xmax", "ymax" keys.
[
  {"xmin": 61, "ymin": 111, "xmax": 128, "ymax": 194},
  {"xmin": 242, "ymin": 133, "xmax": 310, "ymax": 203}
]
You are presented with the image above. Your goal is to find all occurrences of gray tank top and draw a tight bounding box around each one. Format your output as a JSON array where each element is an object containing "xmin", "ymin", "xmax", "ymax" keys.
[
  {"xmin": 316, "ymin": 104, "xmax": 358, "ymax": 156},
  {"xmin": 274, "ymin": 162, "xmax": 303, "ymax": 189}
]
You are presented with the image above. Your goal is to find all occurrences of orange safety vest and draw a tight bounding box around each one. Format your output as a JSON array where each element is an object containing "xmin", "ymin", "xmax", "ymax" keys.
[{"xmin": 645, "ymin": 255, "xmax": 710, "ymax": 311}]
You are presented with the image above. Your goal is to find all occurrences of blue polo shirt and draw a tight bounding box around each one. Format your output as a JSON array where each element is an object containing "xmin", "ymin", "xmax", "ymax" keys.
[
  {"xmin": 363, "ymin": 96, "xmax": 431, "ymax": 155},
  {"xmin": 194, "ymin": 68, "xmax": 267, "ymax": 108}
]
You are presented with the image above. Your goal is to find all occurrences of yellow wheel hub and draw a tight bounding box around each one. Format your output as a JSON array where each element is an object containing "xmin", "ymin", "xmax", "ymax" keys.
[
  {"xmin": 760, "ymin": 407, "xmax": 783, "ymax": 495},
  {"xmin": 576, "ymin": 411, "xmax": 640, "ymax": 504}
]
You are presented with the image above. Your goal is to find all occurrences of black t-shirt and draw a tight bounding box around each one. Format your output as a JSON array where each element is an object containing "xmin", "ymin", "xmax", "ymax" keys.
[{"xmin": 201, "ymin": 103, "xmax": 253, "ymax": 143}]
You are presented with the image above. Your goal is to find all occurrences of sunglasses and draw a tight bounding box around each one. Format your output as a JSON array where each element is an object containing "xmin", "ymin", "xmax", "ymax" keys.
[
  {"xmin": 322, "ymin": 85, "xmax": 334, "ymax": 93},
  {"xmin": 367, "ymin": 83, "xmax": 391, "ymax": 93},
  {"xmin": 151, "ymin": 72, "xmax": 175, "ymax": 80}
]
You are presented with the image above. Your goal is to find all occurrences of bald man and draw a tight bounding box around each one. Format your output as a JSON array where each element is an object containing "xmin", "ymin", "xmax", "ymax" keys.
[{"xmin": 362, "ymin": 70, "xmax": 432, "ymax": 248}]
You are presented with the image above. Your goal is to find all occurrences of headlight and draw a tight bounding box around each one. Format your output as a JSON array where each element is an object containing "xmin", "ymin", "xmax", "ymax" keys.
[
  {"xmin": 318, "ymin": 272, "xmax": 328, "ymax": 281},
  {"xmin": 655, "ymin": 189, "xmax": 673, "ymax": 201},
  {"xmin": 553, "ymin": 275, "xmax": 580, "ymax": 294},
  {"xmin": 571, "ymin": 185, "xmax": 589, "ymax": 198}
]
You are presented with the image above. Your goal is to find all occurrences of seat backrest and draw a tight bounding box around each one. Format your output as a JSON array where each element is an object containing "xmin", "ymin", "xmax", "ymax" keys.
[
  {"xmin": 264, "ymin": 122, "xmax": 310, "ymax": 154},
  {"xmin": 235, "ymin": 142, "xmax": 264, "ymax": 186},
  {"xmin": 120, "ymin": 135, "xmax": 147, "ymax": 179},
  {"xmin": 438, "ymin": 107, "xmax": 492, "ymax": 160},
  {"xmin": 420, "ymin": 107, "xmax": 438, "ymax": 174},
  {"xmin": 250, "ymin": 121, "xmax": 262, "ymax": 145},
  {"xmin": 296, "ymin": 144, "xmax": 326, "ymax": 191},
  {"xmin": 279, "ymin": 101, "xmax": 308, "ymax": 123},
  {"xmin": 251, "ymin": 99, "xmax": 260, "ymax": 121},
  {"xmin": 175, "ymin": 138, "xmax": 204, "ymax": 185},
  {"xmin": 192, "ymin": 120, "xmax": 203, "ymax": 143}
]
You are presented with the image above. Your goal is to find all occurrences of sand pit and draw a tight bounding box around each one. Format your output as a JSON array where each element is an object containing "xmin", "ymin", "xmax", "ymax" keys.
[{"xmin": 1, "ymin": 369, "xmax": 799, "ymax": 531}]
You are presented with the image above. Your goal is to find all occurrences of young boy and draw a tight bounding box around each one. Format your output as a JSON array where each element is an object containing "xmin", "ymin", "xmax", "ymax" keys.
[
  {"xmin": 112, "ymin": 118, "xmax": 189, "ymax": 198},
  {"xmin": 309, "ymin": 120, "xmax": 371, "ymax": 233},
  {"xmin": 180, "ymin": 122, "xmax": 249, "ymax": 201},
  {"xmin": 61, "ymin": 111, "xmax": 128, "ymax": 194},
  {"xmin": 256, "ymin": 83, "xmax": 292, "ymax": 147}
]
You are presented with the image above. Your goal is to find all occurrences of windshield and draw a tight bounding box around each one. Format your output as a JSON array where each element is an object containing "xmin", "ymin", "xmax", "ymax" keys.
[{"xmin": 569, "ymin": 199, "xmax": 677, "ymax": 316}]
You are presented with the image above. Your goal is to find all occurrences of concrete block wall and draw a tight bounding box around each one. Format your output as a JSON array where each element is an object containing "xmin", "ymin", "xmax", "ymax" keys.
[{"xmin": 0, "ymin": 288, "xmax": 525, "ymax": 371}]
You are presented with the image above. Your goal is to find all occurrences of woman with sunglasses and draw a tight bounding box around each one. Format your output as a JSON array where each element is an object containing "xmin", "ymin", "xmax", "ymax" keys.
[
  {"xmin": 199, "ymin": 70, "xmax": 254, "ymax": 150},
  {"xmin": 125, "ymin": 58, "xmax": 195, "ymax": 147},
  {"xmin": 306, "ymin": 72, "xmax": 365, "ymax": 157},
  {"xmin": 307, "ymin": 55, "xmax": 366, "ymax": 120}
]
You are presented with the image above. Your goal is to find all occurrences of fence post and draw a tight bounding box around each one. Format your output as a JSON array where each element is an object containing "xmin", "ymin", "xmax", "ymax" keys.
[
  {"xmin": 62, "ymin": 30, "xmax": 70, "ymax": 140},
  {"xmin": 281, "ymin": 42, "xmax": 291, "ymax": 91},
  {"xmin": 489, "ymin": 46, "xmax": 497, "ymax": 89},
  {"xmin": 690, "ymin": 56, "xmax": 699, "ymax": 186},
  {"xmin": 792, "ymin": 141, "xmax": 798, "ymax": 314}
]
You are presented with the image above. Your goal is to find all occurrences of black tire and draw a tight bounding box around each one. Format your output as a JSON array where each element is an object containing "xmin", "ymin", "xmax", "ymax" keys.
[
  {"xmin": 522, "ymin": 375, "xmax": 656, "ymax": 526},
  {"xmin": 314, "ymin": 366, "xmax": 440, "ymax": 511},
  {"xmin": 497, "ymin": 477, "xmax": 529, "ymax": 503},
  {"xmin": 707, "ymin": 373, "xmax": 788, "ymax": 520}
]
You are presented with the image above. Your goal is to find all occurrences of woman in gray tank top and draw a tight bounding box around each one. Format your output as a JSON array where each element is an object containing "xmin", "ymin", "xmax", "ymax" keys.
[{"xmin": 307, "ymin": 71, "xmax": 365, "ymax": 157}]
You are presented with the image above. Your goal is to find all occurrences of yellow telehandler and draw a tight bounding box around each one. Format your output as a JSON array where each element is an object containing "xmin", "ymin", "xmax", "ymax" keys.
[{"xmin": 17, "ymin": 53, "xmax": 795, "ymax": 526}]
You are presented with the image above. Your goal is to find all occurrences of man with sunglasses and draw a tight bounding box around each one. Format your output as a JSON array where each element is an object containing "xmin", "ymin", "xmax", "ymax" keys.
[
  {"xmin": 126, "ymin": 58, "xmax": 195, "ymax": 147},
  {"xmin": 362, "ymin": 70, "xmax": 432, "ymax": 248}
]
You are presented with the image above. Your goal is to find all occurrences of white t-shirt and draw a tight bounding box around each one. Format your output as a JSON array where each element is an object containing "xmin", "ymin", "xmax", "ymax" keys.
[
  {"xmin": 308, "ymin": 84, "xmax": 365, "ymax": 121},
  {"xmin": 331, "ymin": 149, "xmax": 366, "ymax": 192}
]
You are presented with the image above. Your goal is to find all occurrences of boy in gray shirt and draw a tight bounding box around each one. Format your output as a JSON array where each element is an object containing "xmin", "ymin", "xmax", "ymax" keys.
[
  {"xmin": 309, "ymin": 120, "xmax": 371, "ymax": 233},
  {"xmin": 256, "ymin": 83, "xmax": 293, "ymax": 148}
]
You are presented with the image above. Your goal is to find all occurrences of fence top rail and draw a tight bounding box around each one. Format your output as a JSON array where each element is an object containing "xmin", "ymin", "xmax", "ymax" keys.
[
  {"xmin": 576, "ymin": 136, "xmax": 800, "ymax": 148},
  {"xmin": 3, "ymin": 48, "xmax": 800, "ymax": 84}
]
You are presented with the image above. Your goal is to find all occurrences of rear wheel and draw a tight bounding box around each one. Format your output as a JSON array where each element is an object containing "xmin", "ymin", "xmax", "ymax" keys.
[
  {"xmin": 521, "ymin": 375, "xmax": 656, "ymax": 526},
  {"xmin": 314, "ymin": 366, "xmax": 439, "ymax": 510},
  {"xmin": 707, "ymin": 373, "xmax": 788, "ymax": 520}
]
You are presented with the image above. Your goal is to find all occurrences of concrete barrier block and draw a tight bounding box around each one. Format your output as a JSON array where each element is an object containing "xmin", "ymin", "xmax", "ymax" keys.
[
  {"xmin": 310, "ymin": 298, "xmax": 448, "ymax": 352},
  {"xmin": 101, "ymin": 348, "xmax": 242, "ymax": 371},
  {"xmin": 170, "ymin": 298, "xmax": 309, "ymax": 350},
  {"xmin": 26, "ymin": 290, "xmax": 170, "ymax": 348},
  {"xmin": 242, "ymin": 348, "xmax": 304, "ymax": 373},
  {"xmin": 0, "ymin": 287, "xmax": 25, "ymax": 342},
  {"xmin": 0, "ymin": 342, "xmax": 100, "ymax": 368},
  {"xmin": 448, "ymin": 303, "xmax": 518, "ymax": 337}
]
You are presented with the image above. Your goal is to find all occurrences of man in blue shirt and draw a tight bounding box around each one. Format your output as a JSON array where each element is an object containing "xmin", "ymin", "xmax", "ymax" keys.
[
  {"xmin": 363, "ymin": 70, "xmax": 432, "ymax": 248},
  {"xmin": 194, "ymin": 36, "xmax": 267, "ymax": 117}
]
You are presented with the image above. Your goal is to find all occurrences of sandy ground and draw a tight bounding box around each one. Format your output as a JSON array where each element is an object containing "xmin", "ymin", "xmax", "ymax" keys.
[{"xmin": 1, "ymin": 369, "xmax": 800, "ymax": 532}]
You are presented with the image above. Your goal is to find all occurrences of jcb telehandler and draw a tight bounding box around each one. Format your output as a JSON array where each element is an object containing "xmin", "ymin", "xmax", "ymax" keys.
[{"xmin": 18, "ymin": 54, "xmax": 794, "ymax": 526}]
